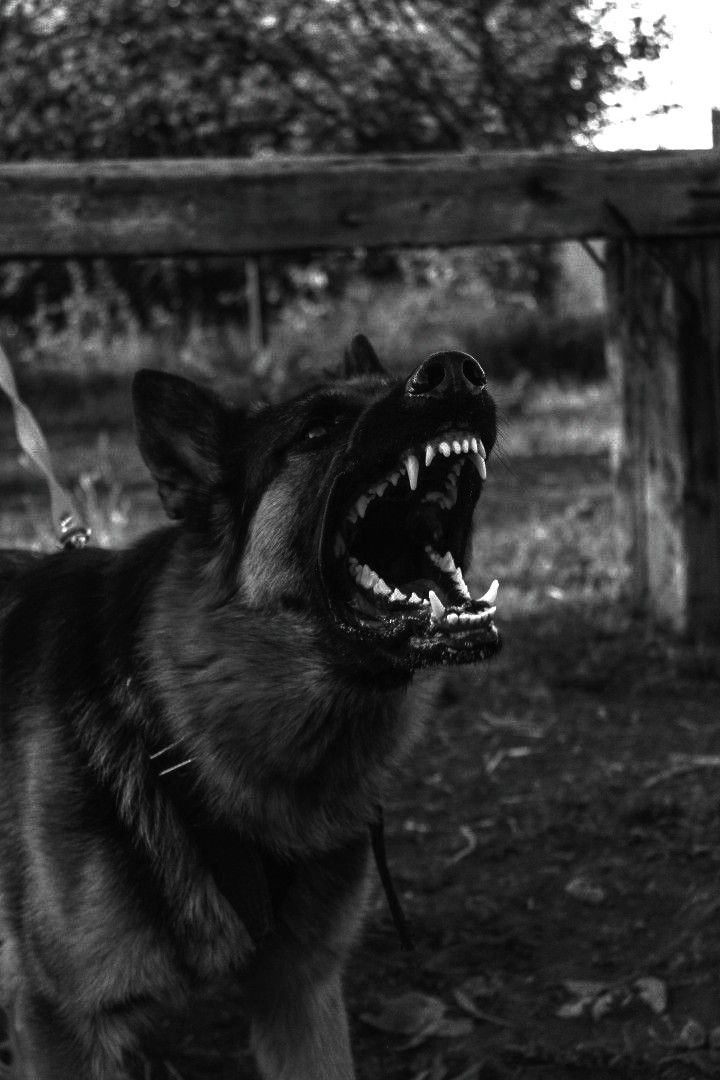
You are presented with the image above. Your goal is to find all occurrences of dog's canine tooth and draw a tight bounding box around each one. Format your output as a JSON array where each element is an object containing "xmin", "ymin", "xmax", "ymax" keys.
[
  {"xmin": 471, "ymin": 453, "xmax": 487, "ymax": 480},
  {"xmin": 388, "ymin": 587, "xmax": 406, "ymax": 603},
  {"xmin": 476, "ymin": 438, "xmax": 487, "ymax": 460},
  {"xmin": 404, "ymin": 453, "xmax": 420, "ymax": 492},
  {"xmin": 438, "ymin": 441, "xmax": 451, "ymax": 457},
  {"xmin": 425, "ymin": 444, "xmax": 436, "ymax": 468},
  {"xmin": 478, "ymin": 579, "xmax": 499, "ymax": 605},
  {"xmin": 428, "ymin": 590, "xmax": 445, "ymax": 621}
]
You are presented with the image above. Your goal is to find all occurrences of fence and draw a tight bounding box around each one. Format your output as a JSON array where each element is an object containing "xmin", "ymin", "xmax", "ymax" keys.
[{"xmin": 1, "ymin": 147, "xmax": 719, "ymax": 637}]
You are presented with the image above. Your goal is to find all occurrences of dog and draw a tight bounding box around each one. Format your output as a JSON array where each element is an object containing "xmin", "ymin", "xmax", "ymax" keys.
[{"xmin": 0, "ymin": 334, "xmax": 500, "ymax": 1079}]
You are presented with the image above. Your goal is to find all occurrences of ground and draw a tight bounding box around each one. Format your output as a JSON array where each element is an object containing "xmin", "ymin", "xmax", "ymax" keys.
[{"xmin": 2, "ymin": 373, "xmax": 720, "ymax": 1080}]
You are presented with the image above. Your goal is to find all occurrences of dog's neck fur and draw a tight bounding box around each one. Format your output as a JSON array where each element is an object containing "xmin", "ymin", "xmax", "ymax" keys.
[{"xmin": 140, "ymin": 533, "xmax": 423, "ymax": 858}]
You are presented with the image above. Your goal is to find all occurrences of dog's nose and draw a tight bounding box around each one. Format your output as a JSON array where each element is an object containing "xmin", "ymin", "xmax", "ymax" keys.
[{"xmin": 405, "ymin": 351, "xmax": 487, "ymax": 400}]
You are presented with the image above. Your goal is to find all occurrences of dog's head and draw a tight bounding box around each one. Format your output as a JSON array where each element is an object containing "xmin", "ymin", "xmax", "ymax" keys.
[{"xmin": 133, "ymin": 335, "xmax": 500, "ymax": 673}]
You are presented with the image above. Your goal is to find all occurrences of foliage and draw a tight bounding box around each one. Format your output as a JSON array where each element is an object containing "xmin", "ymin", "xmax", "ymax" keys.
[
  {"xmin": 0, "ymin": 0, "xmax": 630, "ymax": 161},
  {"xmin": 0, "ymin": 2, "xmax": 660, "ymax": 347}
]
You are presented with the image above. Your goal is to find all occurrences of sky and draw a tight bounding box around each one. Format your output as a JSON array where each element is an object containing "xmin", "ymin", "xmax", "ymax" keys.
[{"xmin": 592, "ymin": 0, "xmax": 720, "ymax": 150}]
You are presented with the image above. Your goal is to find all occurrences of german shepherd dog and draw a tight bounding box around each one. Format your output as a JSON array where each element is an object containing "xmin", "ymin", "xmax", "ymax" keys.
[{"xmin": 0, "ymin": 335, "xmax": 500, "ymax": 1079}]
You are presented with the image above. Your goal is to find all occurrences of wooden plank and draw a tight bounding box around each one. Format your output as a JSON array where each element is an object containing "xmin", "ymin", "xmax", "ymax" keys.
[
  {"xmin": 0, "ymin": 150, "xmax": 720, "ymax": 257},
  {"xmin": 606, "ymin": 238, "xmax": 720, "ymax": 638}
]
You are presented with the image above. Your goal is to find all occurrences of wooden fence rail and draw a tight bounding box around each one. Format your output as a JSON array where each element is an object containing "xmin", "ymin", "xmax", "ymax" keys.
[
  {"xmin": 0, "ymin": 150, "xmax": 719, "ymax": 257},
  {"xmin": 0, "ymin": 149, "xmax": 719, "ymax": 639}
]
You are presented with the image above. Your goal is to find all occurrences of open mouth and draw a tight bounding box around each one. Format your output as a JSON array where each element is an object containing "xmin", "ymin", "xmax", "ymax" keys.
[{"xmin": 325, "ymin": 429, "xmax": 500, "ymax": 666}]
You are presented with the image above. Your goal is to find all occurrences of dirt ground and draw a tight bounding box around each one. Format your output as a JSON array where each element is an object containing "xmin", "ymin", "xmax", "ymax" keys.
[{"xmin": 2, "ymin": 376, "xmax": 720, "ymax": 1080}]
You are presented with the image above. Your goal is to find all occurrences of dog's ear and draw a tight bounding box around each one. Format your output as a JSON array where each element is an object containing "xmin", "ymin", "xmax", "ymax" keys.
[
  {"xmin": 344, "ymin": 334, "xmax": 385, "ymax": 377},
  {"xmin": 132, "ymin": 370, "xmax": 224, "ymax": 520}
]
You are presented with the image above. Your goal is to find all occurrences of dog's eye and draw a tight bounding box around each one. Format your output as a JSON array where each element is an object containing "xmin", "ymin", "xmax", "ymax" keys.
[
  {"xmin": 302, "ymin": 415, "xmax": 345, "ymax": 443},
  {"xmin": 304, "ymin": 424, "xmax": 329, "ymax": 441}
]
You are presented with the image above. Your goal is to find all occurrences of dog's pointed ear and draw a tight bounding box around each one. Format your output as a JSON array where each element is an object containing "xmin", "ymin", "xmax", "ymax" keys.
[
  {"xmin": 343, "ymin": 334, "xmax": 385, "ymax": 377},
  {"xmin": 132, "ymin": 370, "xmax": 224, "ymax": 520}
]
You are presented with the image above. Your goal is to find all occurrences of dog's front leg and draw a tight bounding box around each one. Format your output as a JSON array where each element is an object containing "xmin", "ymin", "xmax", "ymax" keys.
[{"xmin": 249, "ymin": 970, "xmax": 355, "ymax": 1080}]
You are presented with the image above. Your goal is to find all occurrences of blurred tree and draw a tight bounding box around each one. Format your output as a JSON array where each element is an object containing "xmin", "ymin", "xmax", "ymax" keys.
[
  {"xmin": 0, "ymin": 1, "xmax": 657, "ymax": 340},
  {"xmin": 0, "ymin": 0, "xmax": 628, "ymax": 160}
]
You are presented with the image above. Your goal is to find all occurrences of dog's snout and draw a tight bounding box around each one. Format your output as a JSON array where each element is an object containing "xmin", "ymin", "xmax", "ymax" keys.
[{"xmin": 405, "ymin": 351, "xmax": 486, "ymax": 400}]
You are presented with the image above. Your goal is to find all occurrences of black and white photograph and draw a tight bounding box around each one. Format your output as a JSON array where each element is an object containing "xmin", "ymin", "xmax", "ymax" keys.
[{"xmin": 0, "ymin": 2, "xmax": 719, "ymax": 1078}]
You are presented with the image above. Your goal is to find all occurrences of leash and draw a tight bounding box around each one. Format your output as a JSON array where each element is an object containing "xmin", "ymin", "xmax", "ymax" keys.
[
  {"xmin": 0, "ymin": 344, "xmax": 91, "ymax": 549},
  {"xmin": 370, "ymin": 804, "xmax": 414, "ymax": 950}
]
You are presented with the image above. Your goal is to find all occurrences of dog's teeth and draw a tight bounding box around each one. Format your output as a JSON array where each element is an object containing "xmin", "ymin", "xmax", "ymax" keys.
[
  {"xmin": 373, "ymin": 576, "xmax": 391, "ymax": 597},
  {"xmin": 476, "ymin": 438, "xmax": 487, "ymax": 460},
  {"xmin": 388, "ymin": 470, "xmax": 401, "ymax": 486},
  {"xmin": 452, "ymin": 440, "xmax": 463, "ymax": 455},
  {"xmin": 478, "ymin": 579, "xmax": 499, "ymax": 605},
  {"xmin": 388, "ymin": 587, "xmax": 406, "ymax": 603},
  {"xmin": 425, "ymin": 443, "xmax": 436, "ymax": 468},
  {"xmin": 446, "ymin": 612, "xmax": 459, "ymax": 625},
  {"xmin": 359, "ymin": 564, "xmax": 377, "ymax": 589},
  {"xmin": 471, "ymin": 453, "xmax": 487, "ymax": 480},
  {"xmin": 470, "ymin": 436, "xmax": 478, "ymax": 454},
  {"xmin": 428, "ymin": 590, "xmax": 445, "ymax": 621},
  {"xmin": 439, "ymin": 441, "xmax": 451, "ymax": 458},
  {"xmin": 404, "ymin": 453, "xmax": 420, "ymax": 492},
  {"xmin": 347, "ymin": 507, "xmax": 358, "ymax": 524},
  {"xmin": 408, "ymin": 592, "xmax": 422, "ymax": 605},
  {"xmin": 451, "ymin": 566, "xmax": 472, "ymax": 599},
  {"xmin": 439, "ymin": 551, "xmax": 455, "ymax": 573},
  {"xmin": 462, "ymin": 437, "xmax": 470, "ymax": 453},
  {"xmin": 355, "ymin": 494, "xmax": 370, "ymax": 518},
  {"xmin": 464, "ymin": 606, "xmax": 496, "ymax": 622},
  {"xmin": 371, "ymin": 480, "xmax": 389, "ymax": 498}
]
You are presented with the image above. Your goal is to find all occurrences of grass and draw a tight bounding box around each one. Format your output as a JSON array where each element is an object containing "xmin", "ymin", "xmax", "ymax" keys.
[{"xmin": 1, "ymin": 242, "xmax": 606, "ymax": 402}]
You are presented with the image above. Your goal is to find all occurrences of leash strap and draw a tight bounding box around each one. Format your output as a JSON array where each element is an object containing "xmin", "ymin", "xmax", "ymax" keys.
[
  {"xmin": 370, "ymin": 804, "xmax": 414, "ymax": 951},
  {"xmin": 0, "ymin": 344, "xmax": 90, "ymax": 548}
]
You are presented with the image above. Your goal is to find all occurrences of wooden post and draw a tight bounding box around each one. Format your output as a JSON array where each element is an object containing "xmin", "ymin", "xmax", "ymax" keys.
[
  {"xmin": 605, "ymin": 238, "xmax": 720, "ymax": 637},
  {"xmin": 244, "ymin": 256, "xmax": 265, "ymax": 355}
]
